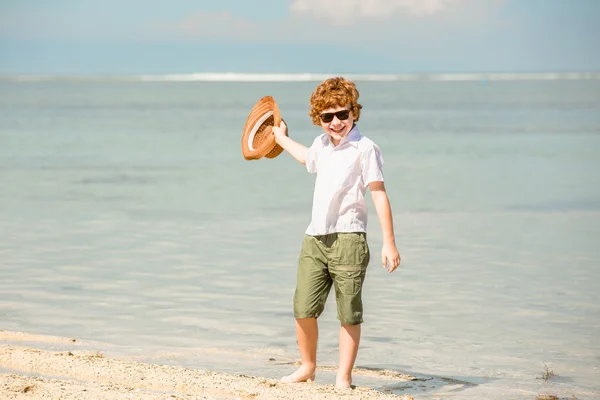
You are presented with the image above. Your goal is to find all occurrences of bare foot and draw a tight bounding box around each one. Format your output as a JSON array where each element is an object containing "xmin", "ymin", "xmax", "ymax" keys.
[
  {"xmin": 281, "ymin": 365, "xmax": 316, "ymax": 383},
  {"xmin": 335, "ymin": 375, "xmax": 352, "ymax": 389}
]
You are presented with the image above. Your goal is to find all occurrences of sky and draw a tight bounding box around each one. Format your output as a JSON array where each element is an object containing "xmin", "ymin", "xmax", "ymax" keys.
[{"xmin": 1, "ymin": 0, "xmax": 599, "ymax": 74}]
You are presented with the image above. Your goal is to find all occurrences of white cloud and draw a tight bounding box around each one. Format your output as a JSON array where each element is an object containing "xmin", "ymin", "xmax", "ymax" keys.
[
  {"xmin": 290, "ymin": 0, "xmax": 463, "ymax": 25},
  {"xmin": 142, "ymin": 0, "xmax": 503, "ymax": 45}
]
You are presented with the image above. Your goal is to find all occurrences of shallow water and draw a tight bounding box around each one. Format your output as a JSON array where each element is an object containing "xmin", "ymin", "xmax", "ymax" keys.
[{"xmin": 1, "ymin": 79, "xmax": 599, "ymax": 399}]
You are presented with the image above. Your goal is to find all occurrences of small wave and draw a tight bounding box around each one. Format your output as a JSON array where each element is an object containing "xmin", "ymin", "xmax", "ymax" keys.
[{"xmin": 1, "ymin": 72, "xmax": 599, "ymax": 83}]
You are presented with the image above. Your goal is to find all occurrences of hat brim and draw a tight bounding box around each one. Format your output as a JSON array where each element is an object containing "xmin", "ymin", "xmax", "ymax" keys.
[{"xmin": 241, "ymin": 96, "xmax": 284, "ymax": 160}]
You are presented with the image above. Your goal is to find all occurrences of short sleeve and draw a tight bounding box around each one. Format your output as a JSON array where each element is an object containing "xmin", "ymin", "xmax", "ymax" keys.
[
  {"xmin": 305, "ymin": 136, "xmax": 321, "ymax": 174},
  {"xmin": 361, "ymin": 144, "xmax": 384, "ymax": 185}
]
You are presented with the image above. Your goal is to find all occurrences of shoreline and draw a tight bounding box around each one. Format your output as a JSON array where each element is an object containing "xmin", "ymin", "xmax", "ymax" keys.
[{"xmin": 1, "ymin": 331, "xmax": 414, "ymax": 400}]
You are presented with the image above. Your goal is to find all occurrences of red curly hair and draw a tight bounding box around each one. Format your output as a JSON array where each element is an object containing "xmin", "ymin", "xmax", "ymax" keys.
[{"xmin": 309, "ymin": 77, "xmax": 363, "ymax": 126}]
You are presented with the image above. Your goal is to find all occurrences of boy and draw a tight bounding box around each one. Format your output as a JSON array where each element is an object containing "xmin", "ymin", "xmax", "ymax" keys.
[{"xmin": 272, "ymin": 77, "xmax": 401, "ymax": 389}]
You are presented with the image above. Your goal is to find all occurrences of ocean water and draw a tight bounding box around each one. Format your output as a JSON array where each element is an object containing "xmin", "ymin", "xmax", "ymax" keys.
[{"xmin": 1, "ymin": 78, "xmax": 599, "ymax": 399}]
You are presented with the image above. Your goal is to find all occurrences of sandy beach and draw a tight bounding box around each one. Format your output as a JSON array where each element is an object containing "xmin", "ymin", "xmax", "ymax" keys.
[{"xmin": 1, "ymin": 331, "xmax": 415, "ymax": 400}]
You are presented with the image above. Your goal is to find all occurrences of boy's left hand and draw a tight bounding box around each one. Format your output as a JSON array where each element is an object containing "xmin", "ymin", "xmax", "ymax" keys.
[{"xmin": 382, "ymin": 243, "xmax": 401, "ymax": 273}]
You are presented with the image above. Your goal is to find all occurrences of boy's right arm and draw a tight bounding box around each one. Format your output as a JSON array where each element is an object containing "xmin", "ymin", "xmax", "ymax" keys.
[{"xmin": 273, "ymin": 121, "xmax": 307, "ymax": 165}]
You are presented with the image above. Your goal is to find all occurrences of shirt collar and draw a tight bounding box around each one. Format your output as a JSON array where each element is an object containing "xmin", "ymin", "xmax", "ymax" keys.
[{"xmin": 322, "ymin": 124, "xmax": 361, "ymax": 148}]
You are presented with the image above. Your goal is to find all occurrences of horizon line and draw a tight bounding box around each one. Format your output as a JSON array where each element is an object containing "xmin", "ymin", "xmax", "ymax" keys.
[{"xmin": 1, "ymin": 71, "xmax": 600, "ymax": 83}]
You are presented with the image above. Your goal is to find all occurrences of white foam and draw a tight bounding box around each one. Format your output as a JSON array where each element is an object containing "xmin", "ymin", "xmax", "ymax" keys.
[
  {"xmin": 1, "ymin": 72, "xmax": 599, "ymax": 83},
  {"xmin": 117, "ymin": 72, "xmax": 600, "ymax": 82}
]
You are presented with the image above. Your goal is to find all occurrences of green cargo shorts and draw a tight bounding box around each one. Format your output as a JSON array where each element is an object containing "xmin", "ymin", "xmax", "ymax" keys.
[{"xmin": 293, "ymin": 232, "xmax": 370, "ymax": 325}]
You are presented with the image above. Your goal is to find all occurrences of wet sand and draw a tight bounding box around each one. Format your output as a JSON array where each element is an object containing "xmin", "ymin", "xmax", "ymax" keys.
[{"xmin": 1, "ymin": 331, "xmax": 414, "ymax": 400}]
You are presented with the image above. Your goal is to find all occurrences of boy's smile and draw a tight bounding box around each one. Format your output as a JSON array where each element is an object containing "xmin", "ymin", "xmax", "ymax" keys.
[{"xmin": 320, "ymin": 105, "xmax": 354, "ymax": 146}]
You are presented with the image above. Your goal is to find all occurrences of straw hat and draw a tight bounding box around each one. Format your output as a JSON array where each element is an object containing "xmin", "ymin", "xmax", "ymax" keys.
[{"xmin": 242, "ymin": 96, "xmax": 285, "ymax": 160}]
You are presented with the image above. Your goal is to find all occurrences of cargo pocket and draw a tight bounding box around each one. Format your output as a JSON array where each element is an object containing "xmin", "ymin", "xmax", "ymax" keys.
[{"xmin": 338, "ymin": 267, "xmax": 364, "ymax": 296}]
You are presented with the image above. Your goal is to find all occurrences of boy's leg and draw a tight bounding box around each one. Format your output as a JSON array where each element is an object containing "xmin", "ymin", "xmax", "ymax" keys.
[
  {"xmin": 283, "ymin": 235, "xmax": 332, "ymax": 383},
  {"xmin": 337, "ymin": 323, "xmax": 361, "ymax": 388},
  {"xmin": 328, "ymin": 232, "xmax": 370, "ymax": 388},
  {"xmin": 281, "ymin": 318, "xmax": 318, "ymax": 383}
]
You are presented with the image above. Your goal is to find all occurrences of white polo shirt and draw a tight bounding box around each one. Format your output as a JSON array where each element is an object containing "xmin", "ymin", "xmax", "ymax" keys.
[{"xmin": 304, "ymin": 125, "xmax": 384, "ymax": 235}]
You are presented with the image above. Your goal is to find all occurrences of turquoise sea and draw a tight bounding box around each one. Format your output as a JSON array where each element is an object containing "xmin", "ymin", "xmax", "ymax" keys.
[{"xmin": 1, "ymin": 77, "xmax": 599, "ymax": 399}]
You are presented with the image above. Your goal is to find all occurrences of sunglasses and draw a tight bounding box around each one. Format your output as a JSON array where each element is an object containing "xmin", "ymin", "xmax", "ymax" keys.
[{"xmin": 320, "ymin": 109, "xmax": 351, "ymax": 123}]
